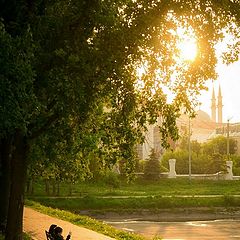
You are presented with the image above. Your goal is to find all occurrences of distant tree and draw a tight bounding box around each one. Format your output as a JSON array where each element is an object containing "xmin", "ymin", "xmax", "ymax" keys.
[
  {"xmin": 178, "ymin": 133, "xmax": 189, "ymax": 151},
  {"xmin": 207, "ymin": 153, "xmax": 226, "ymax": 173},
  {"xmin": 144, "ymin": 149, "xmax": 161, "ymax": 180},
  {"xmin": 202, "ymin": 136, "xmax": 237, "ymax": 155},
  {"xmin": 162, "ymin": 136, "xmax": 238, "ymax": 174},
  {"xmin": 161, "ymin": 149, "xmax": 215, "ymax": 174},
  {"xmin": 201, "ymin": 136, "xmax": 237, "ymax": 174},
  {"xmin": 161, "ymin": 149, "xmax": 189, "ymax": 174},
  {"xmin": 231, "ymin": 155, "xmax": 240, "ymax": 176},
  {"xmin": 191, "ymin": 140, "xmax": 202, "ymax": 157}
]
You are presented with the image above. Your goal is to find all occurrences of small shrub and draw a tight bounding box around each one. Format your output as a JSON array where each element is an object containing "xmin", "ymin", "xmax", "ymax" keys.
[{"xmin": 103, "ymin": 170, "xmax": 120, "ymax": 188}]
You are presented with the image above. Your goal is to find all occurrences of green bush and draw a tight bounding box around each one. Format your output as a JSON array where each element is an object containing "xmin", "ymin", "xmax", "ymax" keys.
[
  {"xmin": 232, "ymin": 155, "xmax": 240, "ymax": 175},
  {"xmin": 136, "ymin": 159, "xmax": 146, "ymax": 172},
  {"xmin": 103, "ymin": 170, "xmax": 120, "ymax": 188}
]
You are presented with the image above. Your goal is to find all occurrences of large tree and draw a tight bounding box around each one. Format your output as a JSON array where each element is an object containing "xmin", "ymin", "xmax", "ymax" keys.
[{"xmin": 1, "ymin": 1, "xmax": 240, "ymax": 240}]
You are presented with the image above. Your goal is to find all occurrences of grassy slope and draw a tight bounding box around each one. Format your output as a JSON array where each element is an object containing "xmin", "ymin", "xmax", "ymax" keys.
[
  {"xmin": 30, "ymin": 179, "xmax": 240, "ymax": 197},
  {"xmin": 28, "ymin": 195, "xmax": 240, "ymax": 213},
  {"xmin": 28, "ymin": 179, "xmax": 240, "ymax": 212}
]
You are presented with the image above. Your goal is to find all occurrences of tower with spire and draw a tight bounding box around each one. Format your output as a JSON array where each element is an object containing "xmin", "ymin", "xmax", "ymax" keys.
[
  {"xmin": 211, "ymin": 87, "xmax": 216, "ymax": 122},
  {"xmin": 217, "ymin": 85, "xmax": 223, "ymax": 124},
  {"xmin": 211, "ymin": 84, "xmax": 223, "ymax": 124}
]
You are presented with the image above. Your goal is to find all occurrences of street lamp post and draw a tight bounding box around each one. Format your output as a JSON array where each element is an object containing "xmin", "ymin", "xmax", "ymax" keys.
[
  {"xmin": 227, "ymin": 118, "xmax": 230, "ymax": 160},
  {"xmin": 226, "ymin": 117, "xmax": 233, "ymax": 160},
  {"xmin": 188, "ymin": 116, "xmax": 191, "ymax": 180}
]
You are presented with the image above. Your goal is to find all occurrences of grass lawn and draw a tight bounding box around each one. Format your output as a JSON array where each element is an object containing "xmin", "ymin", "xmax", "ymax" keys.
[
  {"xmin": 29, "ymin": 178, "xmax": 240, "ymax": 197},
  {"xmin": 27, "ymin": 179, "xmax": 240, "ymax": 212},
  {"xmin": 28, "ymin": 195, "xmax": 240, "ymax": 213}
]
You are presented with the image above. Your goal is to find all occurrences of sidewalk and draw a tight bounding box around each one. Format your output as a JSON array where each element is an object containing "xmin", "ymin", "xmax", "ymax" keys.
[{"xmin": 23, "ymin": 207, "xmax": 115, "ymax": 240}]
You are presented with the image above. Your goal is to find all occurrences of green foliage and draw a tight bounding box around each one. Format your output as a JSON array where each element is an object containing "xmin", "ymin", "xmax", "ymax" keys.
[
  {"xmin": 0, "ymin": 21, "xmax": 35, "ymax": 138},
  {"xmin": 162, "ymin": 136, "xmax": 238, "ymax": 174},
  {"xmin": 231, "ymin": 155, "xmax": 240, "ymax": 175},
  {"xmin": 2, "ymin": 1, "xmax": 240, "ymax": 239},
  {"xmin": 23, "ymin": 233, "xmax": 32, "ymax": 240},
  {"xmin": 102, "ymin": 170, "xmax": 121, "ymax": 189},
  {"xmin": 144, "ymin": 149, "xmax": 161, "ymax": 180},
  {"xmin": 29, "ymin": 178, "xmax": 240, "ymax": 197},
  {"xmin": 2, "ymin": 0, "xmax": 240, "ymax": 192},
  {"xmin": 135, "ymin": 159, "xmax": 145, "ymax": 172},
  {"xmin": 161, "ymin": 149, "xmax": 189, "ymax": 174},
  {"xmin": 152, "ymin": 237, "xmax": 162, "ymax": 240},
  {"xmin": 28, "ymin": 193, "xmax": 240, "ymax": 213},
  {"xmin": 202, "ymin": 136, "xmax": 237, "ymax": 155},
  {"xmin": 3, "ymin": 0, "xmax": 239, "ymax": 167},
  {"xmin": 207, "ymin": 153, "xmax": 226, "ymax": 173}
]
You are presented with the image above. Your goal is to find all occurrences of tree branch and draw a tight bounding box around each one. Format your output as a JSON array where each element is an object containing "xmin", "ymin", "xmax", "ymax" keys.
[{"xmin": 28, "ymin": 114, "xmax": 59, "ymax": 140}]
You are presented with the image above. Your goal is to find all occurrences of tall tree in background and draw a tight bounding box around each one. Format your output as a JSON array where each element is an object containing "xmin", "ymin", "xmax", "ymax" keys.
[{"xmin": 1, "ymin": 1, "xmax": 240, "ymax": 240}]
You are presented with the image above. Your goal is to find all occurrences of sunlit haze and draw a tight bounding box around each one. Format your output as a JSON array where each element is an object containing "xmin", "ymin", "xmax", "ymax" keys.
[
  {"xmin": 177, "ymin": 38, "xmax": 197, "ymax": 61},
  {"xmin": 136, "ymin": 31, "xmax": 240, "ymax": 124},
  {"xmin": 176, "ymin": 27, "xmax": 197, "ymax": 62},
  {"xmin": 198, "ymin": 36, "xmax": 240, "ymax": 124},
  {"xmin": 198, "ymin": 60, "xmax": 240, "ymax": 123}
]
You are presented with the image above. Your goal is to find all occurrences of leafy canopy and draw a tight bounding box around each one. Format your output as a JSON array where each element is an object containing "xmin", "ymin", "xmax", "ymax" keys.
[{"xmin": 1, "ymin": 0, "xmax": 240, "ymax": 170}]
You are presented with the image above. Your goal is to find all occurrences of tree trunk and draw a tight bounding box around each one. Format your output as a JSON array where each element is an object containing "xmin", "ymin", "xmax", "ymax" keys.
[
  {"xmin": 30, "ymin": 177, "xmax": 34, "ymax": 195},
  {"xmin": 26, "ymin": 178, "xmax": 30, "ymax": 195},
  {"xmin": 69, "ymin": 183, "xmax": 72, "ymax": 196},
  {"xmin": 5, "ymin": 132, "xmax": 28, "ymax": 240},
  {"xmin": 52, "ymin": 180, "xmax": 56, "ymax": 196},
  {"xmin": 0, "ymin": 137, "xmax": 12, "ymax": 234},
  {"xmin": 57, "ymin": 181, "xmax": 60, "ymax": 196},
  {"xmin": 26, "ymin": 177, "xmax": 33, "ymax": 195},
  {"xmin": 45, "ymin": 179, "xmax": 50, "ymax": 195}
]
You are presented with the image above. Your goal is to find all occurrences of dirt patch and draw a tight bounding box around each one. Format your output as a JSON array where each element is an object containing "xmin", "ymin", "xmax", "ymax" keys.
[{"xmin": 79, "ymin": 207, "xmax": 240, "ymax": 222}]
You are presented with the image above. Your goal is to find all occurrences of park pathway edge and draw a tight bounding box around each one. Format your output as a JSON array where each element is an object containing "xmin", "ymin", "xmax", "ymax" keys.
[{"xmin": 23, "ymin": 207, "xmax": 115, "ymax": 240}]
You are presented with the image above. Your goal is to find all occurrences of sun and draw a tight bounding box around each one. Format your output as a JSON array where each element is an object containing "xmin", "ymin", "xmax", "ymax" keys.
[
  {"xmin": 177, "ymin": 38, "xmax": 197, "ymax": 61},
  {"xmin": 176, "ymin": 27, "xmax": 198, "ymax": 62}
]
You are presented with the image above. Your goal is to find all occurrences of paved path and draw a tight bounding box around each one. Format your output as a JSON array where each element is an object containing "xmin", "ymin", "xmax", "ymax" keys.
[
  {"xmin": 32, "ymin": 194, "xmax": 240, "ymax": 199},
  {"xmin": 23, "ymin": 207, "xmax": 115, "ymax": 240}
]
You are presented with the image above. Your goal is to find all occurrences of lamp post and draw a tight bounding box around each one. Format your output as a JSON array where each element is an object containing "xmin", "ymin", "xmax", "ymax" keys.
[
  {"xmin": 227, "ymin": 118, "xmax": 230, "ymax": 160},
  {"xmin": 226, "ymin": 117, "xmax": 233, "ymax": 160},
  {"xmin": 188, "ymin": 116, "xmax": 191, "ymax": 180}
]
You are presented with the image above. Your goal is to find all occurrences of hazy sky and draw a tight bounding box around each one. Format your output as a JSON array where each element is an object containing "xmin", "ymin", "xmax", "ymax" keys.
[{"xmin": 198, "ymin": 60, "xmax": 240, "ymax": 123}]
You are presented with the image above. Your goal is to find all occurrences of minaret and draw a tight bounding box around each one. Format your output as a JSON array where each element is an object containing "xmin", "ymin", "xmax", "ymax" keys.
[
  {"xmin": 217, "ymin": 85, "xmax": 223, "ymax": 124},
  {"xmin": 211, "ymin": 87, "xmax": 216, "ymax": 122}
]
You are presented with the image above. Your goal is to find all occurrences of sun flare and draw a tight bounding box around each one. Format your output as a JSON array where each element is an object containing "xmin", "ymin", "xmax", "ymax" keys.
[
  {"xmin": 178, "ymin": 39, "xmax": 197, "ymax": 61},
  {"xmin": 177, "ymin": 35, "xmax": 198, "ymax": 61}
]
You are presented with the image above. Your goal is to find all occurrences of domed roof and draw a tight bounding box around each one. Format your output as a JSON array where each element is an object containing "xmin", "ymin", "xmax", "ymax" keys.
[{"xmin": 196, "ymin": 110, "xmax": 211, "ymax": 122}]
